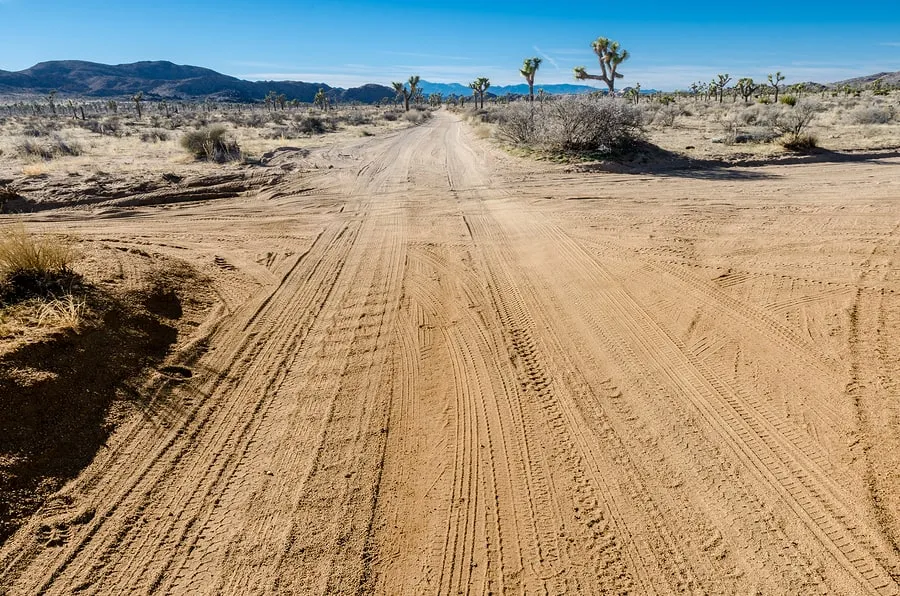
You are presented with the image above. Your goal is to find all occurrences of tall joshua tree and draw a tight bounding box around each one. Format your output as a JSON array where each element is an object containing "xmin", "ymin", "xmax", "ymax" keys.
[
  {"xmin": 768, "ymin": 71, "xmax": 785, "ymax": 103},
  {"xmin": 520, "ymin": 57, "xmax": 542, "ymax": 102},
  {"xmin": 574, "ymin": 37, "xmax": 629, "ymax": 94},
  {"xmin": 469, "ymin": 77, "xmax": 490, "ymax": 109},
  {"xmin": 46, "ymin": 91, "xmax": 57, "ymax": 116},
  {"xmin": 736, "ymin": 77, "xmax": 758, "ymax": 103},
  {"xmin": 314, "ymin": 88, "xmax": 329, "ymax": 111},
  {"xmin": 132, "ymin": 92, "xmax": 144, "ymax": 118},
  {"xmin": 391, "ymin": 75, "xmax": 420, "ymax": 111},
  {"xmin": 713, "ymin": 74, "xmax": 731, "ymax": 103}
]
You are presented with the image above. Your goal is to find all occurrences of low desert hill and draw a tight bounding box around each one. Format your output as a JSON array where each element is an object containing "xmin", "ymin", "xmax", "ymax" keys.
[{"xmin": 0, "ymin": 60, "xmax": 397, "ymax": 104}]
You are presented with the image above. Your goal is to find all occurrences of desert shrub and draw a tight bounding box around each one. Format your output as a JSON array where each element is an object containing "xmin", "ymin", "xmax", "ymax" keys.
[
  {"xmin": 652, "ymin": 104, "xmax": 680, "ymax": 127},
  {"xmin": 18, "ymin": 139, "xmax": 54, "ymax": 159},
  {"xmin": 344, "ymin": 111, "xmax": 373, "ymax": 126},
  {"xmin": 546, "ymin": 96, "xmax": 643, "ymax": 151},
  {"xmin": 715, "ymin": 114, "xmax": 740, "ymax": 145},
  {"xmin": 848, "ymin": 106, "xmax": 894, "ymax": 124},
  {"xmin": 498, "ymin": 96, "xmax": 643, "ymax": 153},
  {"xmin": 757, "ymin": 97, "xmax": 771, "ymax": 105},
  {"xmin": 775, "ymin": 100, "xmax": 819, "ymax": 137},
  {"xmin": 21, "ymin": 124, "xmax": 53, "ymax": 137},
  {"xmin": 0, "ymin": 224, "xmax": 79, "ymax": 303},
  {"xmin": 778, "ymin": 132, "xmax": 818, "ymax": 151},
  {"xmin": 180, "ymin": 125, "xmax": 241, "ymax": 162},
  {"xmin": 773, "ymin": 100, "xmax": 819, "ymax": 151},
  {"xmin": 382, "ymin": 111, "xmax": 400, "ymax": 122},
  {"xmin": 140, "ymin": 129, "xmax": 171, "ymax": 143},
  {"xmin": 17, "ymin": 135, "xmax": 83, "ymax": 159},
  {"xmin": 403, "ymin": 110, "xmax": 432, "ymax": 125},
  {"xmin": 780, "ymin": 95, "xmax": 797, "ymax": 106},
  {"xmin": 242, "ymin": 113, "xmax": 267, "ymax": 128},
  {"xmin": 296, "ymin": 115, "xmax": 334, "ymax": 135},
  {"xmin": 495, "ymin": 102, "xmax": 537, "ymax": 144},
  {"xmin": 469, "ymin": 108, "xmax": 505, "ymax": 125}
]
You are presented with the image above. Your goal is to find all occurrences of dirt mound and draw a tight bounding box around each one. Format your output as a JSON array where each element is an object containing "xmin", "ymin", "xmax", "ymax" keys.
[{"xmin": 0, "ymin": 254, "xmax": 211, "ymax": 544}]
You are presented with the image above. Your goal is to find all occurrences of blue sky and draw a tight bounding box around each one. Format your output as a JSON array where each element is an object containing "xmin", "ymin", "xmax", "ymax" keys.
[{"xmin": 1, "ymin": 0, "xmax": 898, "ymax": 90}]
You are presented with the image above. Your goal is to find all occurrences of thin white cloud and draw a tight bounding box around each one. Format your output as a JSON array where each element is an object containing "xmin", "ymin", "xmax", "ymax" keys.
[
  {"xmin": 879, "ymin": 42, "xmax": 900, "ymax": 47},
  {"xmin": 380, "ymin": 51, "xmax": 472, "ymax": 61},
  {"xmin": 532, "ymin": 46, "xmax": 559, "ymax": 71}
]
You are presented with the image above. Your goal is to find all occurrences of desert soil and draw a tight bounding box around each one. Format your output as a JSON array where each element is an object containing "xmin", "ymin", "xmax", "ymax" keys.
[{"xmin": 1, "ymin": 110, "xmax": 900, "ymax": 594}]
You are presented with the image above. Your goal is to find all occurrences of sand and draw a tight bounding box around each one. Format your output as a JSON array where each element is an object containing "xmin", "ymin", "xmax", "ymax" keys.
[{"xmin": 1, "ymin": 110, "xmax": 899, "ymax": 594}]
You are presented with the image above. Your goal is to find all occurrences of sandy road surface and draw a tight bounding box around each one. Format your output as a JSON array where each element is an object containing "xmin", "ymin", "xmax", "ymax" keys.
[{"xmin": 2, "ymin": 111, "xmax": 900, "ymax": 594}]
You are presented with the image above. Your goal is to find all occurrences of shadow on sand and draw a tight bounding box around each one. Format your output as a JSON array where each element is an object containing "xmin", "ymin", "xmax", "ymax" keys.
[{"xmin": 573, "ymin": 142, "xmax": 900, "ymax": 181}]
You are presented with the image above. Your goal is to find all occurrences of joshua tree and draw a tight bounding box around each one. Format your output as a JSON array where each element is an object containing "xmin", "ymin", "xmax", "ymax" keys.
[
  {"xmin": 391, "ymin": 75, "xmax": 420, "ymax": 111},
  {"xmin": 264, "ymin": 90, "xmax": 278, "ymax": 111},
  {"xmin": 314, "ymin": 88, "xmax": 329, "ymax": 111},
  {"xmin": 106, "ymin": 99, "xmax": 118, "ymax": 114},
  {"xmin": 712, "ymin": 74, "xmax": 731, "ymax": 103},
  {"xmin": 408, "ymin": 75, "xmax": 420, "ymax": 104},
  {"xmin": 392, "ymin": 82, "xmax": 411, "ymax": 111},
  {"xmin": 46, "ymin": 91, "xmax": 57, "ymax": 116},
  {"xmin": 768, "ymin": 72, "xmax": 785, "ymax": 103},
  {"xmin": 469, "ymin": 77, "xmax": 490, "ymax": 109},
  {"xmin": 519, "ymin": 57, "xmax": 542, "ymax": 102},
  {"xmin": 736, "ymin": 77, "xmax": 758, "ymax": 103},
  {"xmin": 573, "ymin": 37, "xmax": 629, "ymax": 94},
  {"xmin": 132, "ymin": 92, "xmax": 144, "ymax": 118}
]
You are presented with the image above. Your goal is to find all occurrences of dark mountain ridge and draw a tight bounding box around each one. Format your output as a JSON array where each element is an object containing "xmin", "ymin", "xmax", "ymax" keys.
[{"xmin": 0, "ymin": 60, "xmax": 396, "ymax": 104}]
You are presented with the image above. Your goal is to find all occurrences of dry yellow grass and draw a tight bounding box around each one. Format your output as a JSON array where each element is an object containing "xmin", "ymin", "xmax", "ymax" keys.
[{"xmin": 0, "ymin": 224, "xmax": 77, "ymax": 277}]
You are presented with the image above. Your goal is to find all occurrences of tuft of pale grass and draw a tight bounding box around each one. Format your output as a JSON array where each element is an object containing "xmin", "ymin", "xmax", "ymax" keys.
[
  {"xmin": 0, "ymin": 224, "xmax": 77, "ymax": 277},
  {"xmin": 35, "ymin": 293, "xmax": 87, "ymax": 328}
]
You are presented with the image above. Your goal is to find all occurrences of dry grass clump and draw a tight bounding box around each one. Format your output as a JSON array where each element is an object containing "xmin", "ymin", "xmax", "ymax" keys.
[
  {"xmin": 180, "ymin": 125, "xmax": 242, "ymax": 162},
  {"xmin": 847, "ymin": 106, "xmax": 895, "ymax": 125},
  {"xmin": 17, "ymin": 135, "xmax": 83, "ymax": 160},
  {"xmin": 0, "ymin": 225, "xmax": 76, "ymax": 276},
  {"xmin": 0, "ymin": 224, "xmax": 80, "ymax": 304},
  {"xmin": 140, "ymin": 129, "xmax": 171, "ymax": 143},
  {"xmin": 777, "ymin": 132, "xmax": 818, "ymax": 151},
  {"xmin": 403, "ymin": 108, "xmax": 433, "ymax": 125}
]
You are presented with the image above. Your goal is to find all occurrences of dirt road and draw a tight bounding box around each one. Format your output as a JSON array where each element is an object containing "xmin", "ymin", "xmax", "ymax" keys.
[{"xmin": 2, "ymin": 111, "xmax": 899, "ymax": 594}]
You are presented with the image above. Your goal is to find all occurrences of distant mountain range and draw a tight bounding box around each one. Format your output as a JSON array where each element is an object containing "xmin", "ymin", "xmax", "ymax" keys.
[
  {"xmin": 0, "ymin": 60, "xmax": 396, "ymax": 104},
  {"xmin": 0, "ymin": 60, "xmax": 653, "ymax": 104},
  {"xmin": 0, "ymin": 60, "xmax": 895, "ymax": 104},
  {"xmin": 831, "ymin": 71, "xmax": 900, "ymax": 88}
]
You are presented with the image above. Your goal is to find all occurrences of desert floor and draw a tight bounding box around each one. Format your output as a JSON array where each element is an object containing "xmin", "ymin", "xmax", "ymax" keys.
[{"xmin": 1, "ymin": 110, "xmax": 900, "ymax": 594}]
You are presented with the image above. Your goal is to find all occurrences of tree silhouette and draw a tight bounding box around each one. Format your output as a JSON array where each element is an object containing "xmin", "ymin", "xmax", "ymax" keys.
[
  {"xmin": 469, "ymin": 77, "xmax": 490, "ymax": 109},
  {"xmin": 736, "ymin": 77, "xmax": 758, "ymax": 103},
  {"xmin": 314, "ymin": 88, "xmax": 329, "ymax": 111},
  {"xmin": 713, "ymin": 74, "xmax": 731, "ymax": 103},
  {"xmin": 132, "ymin": 92, "xmax": 144, "ymax": 118},
  {"xmin": 520, "ymin": 57, "xmax": 542, "ymax": 102},
  {"xmin": 391, "ymin": 75, "xmax": 420, "ymax": 111},
  {"xmin": 574, "ymin": 37, "xmax": 629, "ymax": 94},
  {"xmin": 768, "ymin": 71, "xmax": 786, "ymax": 103}
]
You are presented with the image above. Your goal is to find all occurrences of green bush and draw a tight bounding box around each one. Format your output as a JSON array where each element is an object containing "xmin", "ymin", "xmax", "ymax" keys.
[
  {"xmin": 780, "ymin": 95, "xmax": 797, "ymax": 106},
  {"xmin": 778, "ymin": 132, "xmax": 818, "ymax": 151},
  {"xmin": 180, "ymin": 125, "xmax": 241, "ymax": 162}
]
